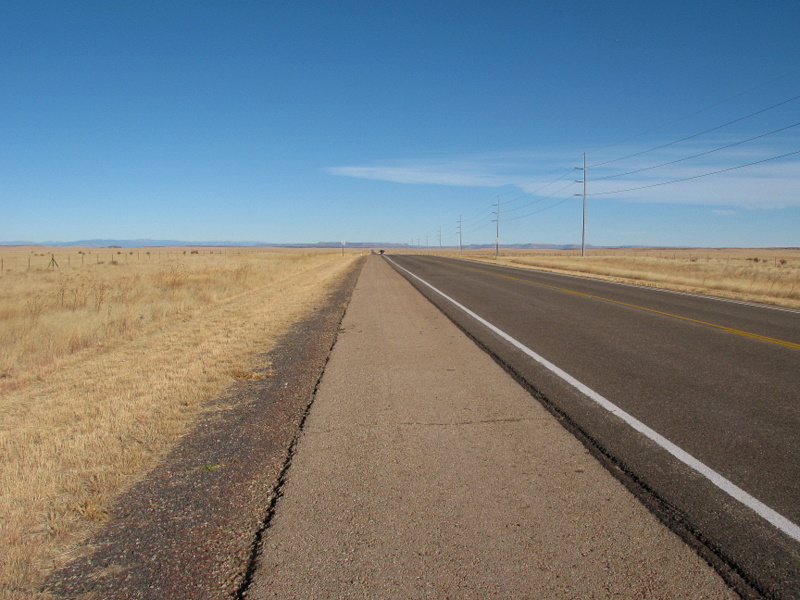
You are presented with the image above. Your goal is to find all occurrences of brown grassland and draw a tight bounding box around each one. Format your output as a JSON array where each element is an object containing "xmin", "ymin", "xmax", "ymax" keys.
[
  {"xmin": 2, "ymin": 245, "xmax": 798, "ymax": 598},
  {"xmin": 427, "ymin": 246, "xmax": 800, "ymax": 310},
  {"xmin": 0, "ymin": 247, "xmax": 360, "ymax": 599}
]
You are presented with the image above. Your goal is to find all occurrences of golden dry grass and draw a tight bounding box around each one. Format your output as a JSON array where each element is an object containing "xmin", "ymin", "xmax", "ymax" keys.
[
  {"xmin": 0, "ymin": 247, "xmax": 360, "ymax": 599},
  {"xmin": 420, "ymin": 247, "xmax": 800, "ymax": 309}
]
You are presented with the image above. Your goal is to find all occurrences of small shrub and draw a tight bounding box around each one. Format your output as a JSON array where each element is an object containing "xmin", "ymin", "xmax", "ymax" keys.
[
  {"xmin": 155, "ymin": 265, "xmax": 189, "ymax": 289},
  {"xmin": 26, "ymin": 293, "xmax": 46, "ymax": 321},
  {"xmin": 93, "ymin": 282, "xmax": 110, "ymax": 311}
]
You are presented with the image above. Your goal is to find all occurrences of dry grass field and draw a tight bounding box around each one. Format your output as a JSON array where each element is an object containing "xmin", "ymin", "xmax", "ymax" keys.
[
  {"xmin": 429, "ymin": 247, "xmax": 800, "ymax": 310},
  {"xmin": 0, "ymin": 247, "xmax": 360, "ymax": 599}
]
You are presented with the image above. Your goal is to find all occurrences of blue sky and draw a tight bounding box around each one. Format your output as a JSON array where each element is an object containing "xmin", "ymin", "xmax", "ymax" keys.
[{"xmin": 1, "ymin": 1, "xmax": 798, "ymax": 247}]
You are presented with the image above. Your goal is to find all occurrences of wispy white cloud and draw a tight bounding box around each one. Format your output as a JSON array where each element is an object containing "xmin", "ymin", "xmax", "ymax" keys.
[
  {"xmin": 325, "ymin": 141, "xmax": 800, "ymax": 209},
  {"xmin": 325, "ymin": 164, "xmax": 502, "ymax": 187},
  {"xmin": 589, "ymin": 142, "xmax": 800, "ymax": 208},
  {"xmin": 594, "ymin": 168, "xmax": 800, "ymax": 209},
  {"xmin": 325, "ymin": 151, "xmax": 581, "ymax": 190}
]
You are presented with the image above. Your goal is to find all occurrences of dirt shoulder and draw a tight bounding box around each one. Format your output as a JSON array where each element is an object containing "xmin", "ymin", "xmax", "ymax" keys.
[{"xmin": 43, "ymin": 257, "xmax": 365, "ymax": 600}]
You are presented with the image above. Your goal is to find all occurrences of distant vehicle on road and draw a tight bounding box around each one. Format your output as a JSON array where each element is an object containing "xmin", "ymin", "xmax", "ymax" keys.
[{"xmin": 379, "ymin": 249, "xmax": 385, "ymax": 255}]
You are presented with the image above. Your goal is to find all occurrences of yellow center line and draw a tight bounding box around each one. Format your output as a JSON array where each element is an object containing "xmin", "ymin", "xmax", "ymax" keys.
[{"xmin": 434, "ymin": 259, "xmax": 800, "ymax": 351}]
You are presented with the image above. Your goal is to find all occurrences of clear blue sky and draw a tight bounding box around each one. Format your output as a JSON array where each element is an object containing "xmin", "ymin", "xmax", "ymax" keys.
[{"xmin": 2, "ymin": 1, "xmax": 799, "ymax": 247}]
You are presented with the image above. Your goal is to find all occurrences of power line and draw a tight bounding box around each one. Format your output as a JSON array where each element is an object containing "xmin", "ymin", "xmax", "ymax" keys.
[
  {"xmin": 459, "ymin": 168, "xmax": 581, "ymax": 234},
  {"xmin": 451, "ymin": 82, "xmax": 800, "ymax": 247},
  {"xmin": 503, "ymin": 195, "xmax": 576, "ymax": 223},
  {"xmin": 589, "ymin": 93, "xmax": 800, "ymax": 169},
  {"xmin": 459, "ymin": 196, "xmax": 503, "ymax": 235},
  {"xmin": 502, "ymin": 168, "xmax": 578, "ymax": 212},
  {"xmin": 501, "ymin": 165, "xmax": 581, "ymax": 207},
  {"xmin": 461, "ymin": 205, "xmax": 494, "ymax": 226},
  {"xmin": 579, "ymin": 153, "xmax": 586, "ymax": 257},
  {"xmin": 503, "ymin": 180, "xmax": 578, "ymax": 215},
  {"xmin": 493, "ymin": 196, "xmax": 501, "ymax": 257},
  {"xmin": 593, "ymin": 120, "xmax": 800, "ymax": 181},
  {"xmin": 592, "ymin": 148, "xmax": 800, "ymax": 197},
  {"xmin": 586, "ymin": 65, "xmax": 800, "ymax": 157},
  {"xmin": 463, "ymin": 217, "xmax": 495, "ymax": 235},
  {"xmin": 457, "ymin": 215, "xmax": 463, "ymax": 255}
]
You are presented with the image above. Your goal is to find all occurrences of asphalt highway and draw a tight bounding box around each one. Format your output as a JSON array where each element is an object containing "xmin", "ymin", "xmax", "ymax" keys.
[{"xmin": 387, "ymin": 254, "xmax": 800, "ymax": 600}]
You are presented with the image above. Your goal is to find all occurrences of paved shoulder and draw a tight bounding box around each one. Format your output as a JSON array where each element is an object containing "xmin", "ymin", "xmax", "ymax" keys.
[{"xmin": 244, "ymin": 256, "xmax": 736, "ymax": 599}]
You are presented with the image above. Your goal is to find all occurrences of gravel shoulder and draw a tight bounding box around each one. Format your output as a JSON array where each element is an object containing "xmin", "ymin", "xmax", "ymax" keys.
[
  {"xmin": 243, "ymin": 255, "xmax": 737, "ymax": 599},
  {"xmin": 43, "ymin": 257, "xmax": 365, "ymax": 600}
]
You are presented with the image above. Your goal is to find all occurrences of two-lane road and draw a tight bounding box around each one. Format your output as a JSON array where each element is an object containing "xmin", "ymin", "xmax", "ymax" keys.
[{"xmin": 387, "ymin": 254, "xmax": 800, "ymax": 600}]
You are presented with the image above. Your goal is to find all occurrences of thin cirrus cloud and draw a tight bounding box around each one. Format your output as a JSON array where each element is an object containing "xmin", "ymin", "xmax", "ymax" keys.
[
  {"xmin": 594, "ymin": 170, "xmax": 800, "ymax": 209},
  {"xmin": 324, "ymin": 154, "xmax": 543, "ymax": 188},
  {"xmin": 325, "ymin": 163, "xmax": 503, "ymax": 187},
  {"xmin": 588, "ymin": 142, "xmax": 800, "ymax": 209},
  {"xmin": 326, "ymin": 144, "xmax": 800, "ymax": 210}
]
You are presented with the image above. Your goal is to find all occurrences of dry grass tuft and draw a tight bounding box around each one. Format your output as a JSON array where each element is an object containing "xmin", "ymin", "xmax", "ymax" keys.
[
  {"xmin": 229, "ymin": 368, "xmax": 270, "ymax": 381},
  {"xmin": 0, "ymin": 247, "xmax": 360, "ymax": 599}
]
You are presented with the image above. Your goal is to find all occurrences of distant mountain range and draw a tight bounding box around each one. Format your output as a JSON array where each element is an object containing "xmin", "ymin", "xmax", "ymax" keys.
[
  {"xmin": 1, "ymin": 239, "xmax": 281, "ymax": 248},
  {"xmin": 0, "ymin": 239, "xmax": 599, "ymax": 249}
]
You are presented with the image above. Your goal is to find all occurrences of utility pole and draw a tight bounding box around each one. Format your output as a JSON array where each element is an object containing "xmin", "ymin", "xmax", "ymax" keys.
[
  {"xmin": 457, "ymin": 215, "xmax": 463, "ymax": 255},
  {"xmin": 438, "ymin": 226, "xmax": 442, "ymax": 251},
  {"xmin": 575, "ymin": 152, "xmax": 587, "ymax": 257},
  {"xmin": 425, "ymin": 232, "xmax": 429, "ymax": 249},
  {"xmin": 493, "ymin": 196, "xmax": 501, "ymax": 258},
  {"xmin": 582, "ymin": 152, "xmax": 587, "ymax": 257}
]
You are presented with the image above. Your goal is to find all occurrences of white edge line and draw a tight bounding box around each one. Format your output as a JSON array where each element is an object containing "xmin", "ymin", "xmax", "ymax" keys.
[{"xmin": 386, "ymin": 256, "xmax": 800, "ymax": 543}]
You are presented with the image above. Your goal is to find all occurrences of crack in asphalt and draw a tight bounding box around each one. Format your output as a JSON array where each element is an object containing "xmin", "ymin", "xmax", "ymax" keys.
[
  {"xmin": 304, "ymin": 417, "xmax": 541, "ymax": 434},
  {"xmin": 398, "ymin": 417, "xmax": 538, "ymax": 427},
  {"xmin": 235, "ymin": 292, "xmax": 353, "ymax": 600}
]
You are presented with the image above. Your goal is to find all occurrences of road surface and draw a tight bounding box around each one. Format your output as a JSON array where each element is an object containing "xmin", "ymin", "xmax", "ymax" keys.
[
  {"xmin": 244, "ymin": 256, "xmax": 737, "ymax": 599},
  {"xmin": 386, "ymin": 254, "xmax": 800, "ymax": 600}
]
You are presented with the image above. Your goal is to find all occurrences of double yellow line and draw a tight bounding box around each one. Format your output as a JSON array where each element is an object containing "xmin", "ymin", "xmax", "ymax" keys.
[{"xmin": 438, "ymin": 259, "xmax": 800, "ymax": 351}]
